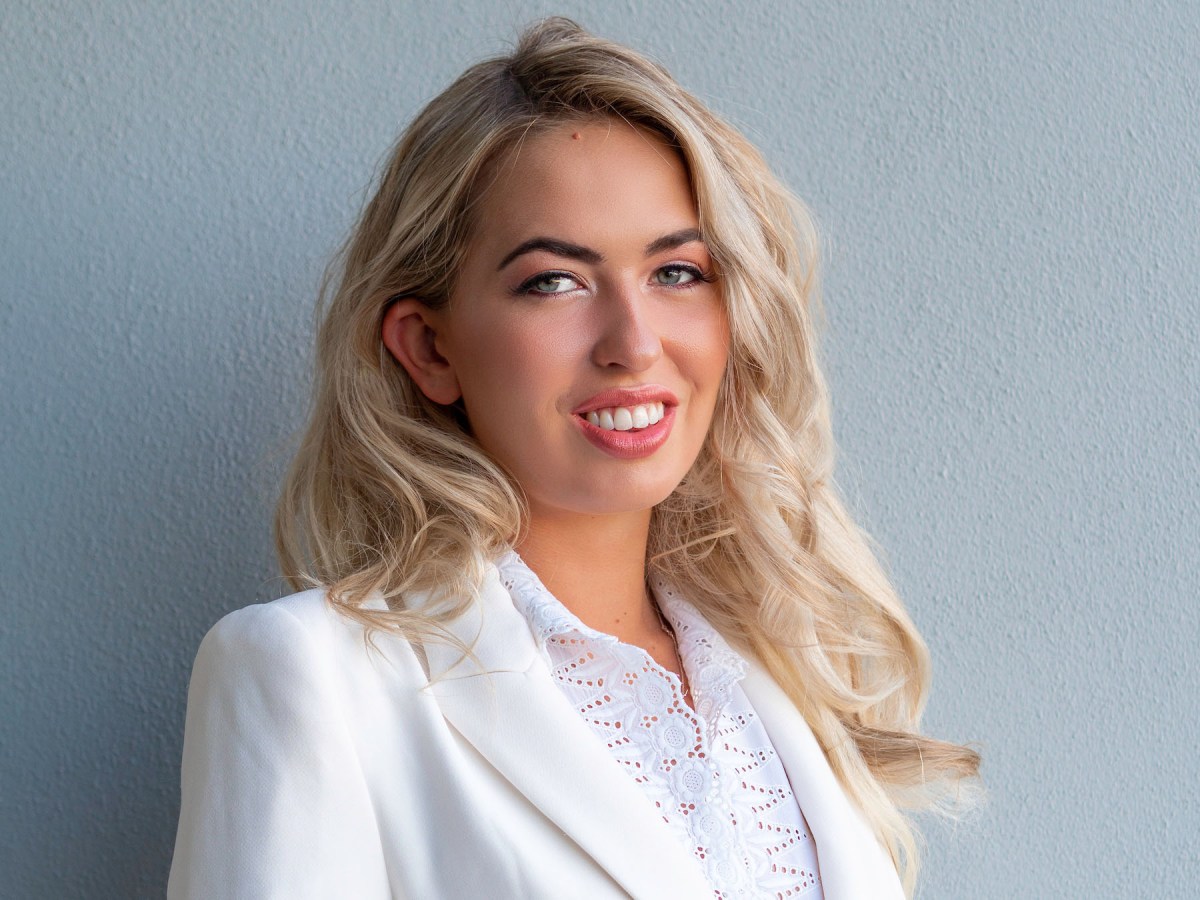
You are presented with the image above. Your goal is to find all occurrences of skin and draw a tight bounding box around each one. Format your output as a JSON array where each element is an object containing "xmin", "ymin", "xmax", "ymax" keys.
[{"xmin": 382, "ymin": 118, "xmax": 728, "ymax": 692}]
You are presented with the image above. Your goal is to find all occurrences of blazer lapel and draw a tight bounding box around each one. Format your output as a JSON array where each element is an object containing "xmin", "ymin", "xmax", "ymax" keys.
[
  {"xmin": 421, "ymin": 565, "xmax": 713, "ymax": 900},
  {"xmin": 740, "ymin": 659, "xmax": 905, "ymax": 900}
]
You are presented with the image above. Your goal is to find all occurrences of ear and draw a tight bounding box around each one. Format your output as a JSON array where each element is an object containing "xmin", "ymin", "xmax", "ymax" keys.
[{"xmin": 381, "ymin": 298, "xmax": 462, "ymax": 405}]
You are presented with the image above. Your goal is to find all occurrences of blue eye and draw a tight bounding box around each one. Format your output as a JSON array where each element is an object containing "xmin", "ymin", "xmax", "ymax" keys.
[
  {"xmin": 521, "ymin": 272, "xmax": 581, "ymax": 294},
  {"xmin": 655, "ymin": 265, "xmax": 701, "ymax": 286}
]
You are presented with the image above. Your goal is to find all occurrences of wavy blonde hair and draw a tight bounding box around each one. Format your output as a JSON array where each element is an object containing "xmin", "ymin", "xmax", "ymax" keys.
[{"xmin": 276, "ymin": 16, "xmax": 979, "ymax": 894}]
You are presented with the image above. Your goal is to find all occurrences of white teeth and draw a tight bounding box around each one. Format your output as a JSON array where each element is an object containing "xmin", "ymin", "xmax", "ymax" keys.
[{"xmin": 582, "ymin": 402, "xmax": 667, "ymax": 432}]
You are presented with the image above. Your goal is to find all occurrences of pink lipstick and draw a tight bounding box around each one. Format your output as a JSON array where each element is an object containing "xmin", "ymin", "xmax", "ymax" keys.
[{"xmin": 571, "ymin": 385, "xmax": 678, "ymax": 459}]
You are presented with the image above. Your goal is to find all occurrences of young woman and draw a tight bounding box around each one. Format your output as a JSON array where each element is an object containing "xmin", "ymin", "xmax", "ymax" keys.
[{"xmin": 169, "ymin": 17, "xmax": 979, "ymax": 900}]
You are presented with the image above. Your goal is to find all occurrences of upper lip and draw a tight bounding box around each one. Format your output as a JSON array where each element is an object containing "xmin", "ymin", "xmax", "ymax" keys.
[{"xmin": 571, "ymin": 385, "xmax": 679, "ymax": 416}]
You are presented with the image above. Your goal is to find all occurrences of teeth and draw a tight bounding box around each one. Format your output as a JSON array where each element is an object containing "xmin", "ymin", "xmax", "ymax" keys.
[{"xmin": 583, "ymin": 402, "xmax": 666, "ymax": 432}]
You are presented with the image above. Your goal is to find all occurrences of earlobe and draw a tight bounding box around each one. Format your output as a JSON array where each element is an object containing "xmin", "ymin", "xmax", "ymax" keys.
[{"xmin": 381, "ymin": 298, "xmax": 462, "ymax": 405}]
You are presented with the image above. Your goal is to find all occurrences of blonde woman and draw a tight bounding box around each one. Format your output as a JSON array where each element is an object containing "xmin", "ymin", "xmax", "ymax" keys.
[{"xmin": 169, "ymin": 17, "xmax": 978, "ymax": 900}]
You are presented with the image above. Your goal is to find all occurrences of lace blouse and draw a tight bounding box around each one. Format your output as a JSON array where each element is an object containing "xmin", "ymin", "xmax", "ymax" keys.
[{"xmin": 497, "ymin": 551, "xmax": 824, "ymax": 899}]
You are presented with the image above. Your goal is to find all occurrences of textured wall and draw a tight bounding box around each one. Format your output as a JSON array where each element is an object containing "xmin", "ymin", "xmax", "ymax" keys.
[{"xmin": 2, "ymin": 0, "xmax": 1196, "ymax": 897}]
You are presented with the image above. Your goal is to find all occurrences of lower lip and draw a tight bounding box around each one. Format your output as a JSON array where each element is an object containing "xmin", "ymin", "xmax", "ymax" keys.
[{"xmin": 574, "ymin": 406, "xmax": 676, "ymax": 459}]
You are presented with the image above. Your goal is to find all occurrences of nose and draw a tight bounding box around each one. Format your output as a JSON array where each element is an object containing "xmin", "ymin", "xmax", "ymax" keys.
[{"xmin": 589, "ymin": 282, "xmax": 662, "ymax": 372}]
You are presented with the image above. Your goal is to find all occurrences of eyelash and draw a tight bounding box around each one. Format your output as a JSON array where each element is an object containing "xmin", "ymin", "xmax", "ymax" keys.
[{"xmin": 512, "ymin": 264, "xmax": 716, "ymax": 296}]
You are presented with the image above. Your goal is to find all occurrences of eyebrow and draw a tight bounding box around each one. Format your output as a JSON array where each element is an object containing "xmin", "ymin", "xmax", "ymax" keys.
[
  {"xmin": 496, "ymin": 227, "xmax": 704, "ymax": 272},
  {"xmin": 645, "ymin": 228, "xmax": 704, "ymax": 257},
  {"xmin": 497, "ymin": 237, "xmax": 601, "ymax": 271}
]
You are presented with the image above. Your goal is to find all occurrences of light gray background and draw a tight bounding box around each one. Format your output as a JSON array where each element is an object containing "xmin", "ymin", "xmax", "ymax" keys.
[{"xmin": 2, "ymin": 0, "xmax": 1196, "ymax": 897}]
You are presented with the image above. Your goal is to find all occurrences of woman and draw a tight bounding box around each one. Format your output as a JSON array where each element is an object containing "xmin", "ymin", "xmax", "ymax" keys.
[{"xmin": 169, "ymin": 17, "xmax": 979, "ymax": 900}]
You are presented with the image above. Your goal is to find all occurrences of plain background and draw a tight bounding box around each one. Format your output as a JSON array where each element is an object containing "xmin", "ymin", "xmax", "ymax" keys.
[{"xmin": 2, "ymin": 1, "xmax": 1197, "ymax": 897}]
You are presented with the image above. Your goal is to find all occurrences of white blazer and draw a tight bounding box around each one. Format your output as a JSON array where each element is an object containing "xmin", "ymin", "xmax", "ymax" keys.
[{"xmin": 168, "ymin": 563, "xmax": 904, "ymax": 899}]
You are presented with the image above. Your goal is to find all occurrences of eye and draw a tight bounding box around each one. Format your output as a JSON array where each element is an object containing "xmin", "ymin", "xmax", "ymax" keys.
[
  {"xmin": 519, "ymin": 271, "xmax": 582, "ymax": 295},
  {"xmin": 654, "ymin": 264, "xmax": 704, "ymax": 286}
]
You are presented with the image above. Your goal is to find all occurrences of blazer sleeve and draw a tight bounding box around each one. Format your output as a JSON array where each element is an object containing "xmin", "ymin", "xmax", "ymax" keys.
[{"xmin": 167, "ymin": 601, "xmax": 392, "ymax": 899}]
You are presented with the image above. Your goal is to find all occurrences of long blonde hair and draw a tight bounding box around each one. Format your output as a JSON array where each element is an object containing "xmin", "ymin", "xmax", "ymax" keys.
[{"xmin": 276, "ymin": 16, "xmax": 979, "ymax": 893}]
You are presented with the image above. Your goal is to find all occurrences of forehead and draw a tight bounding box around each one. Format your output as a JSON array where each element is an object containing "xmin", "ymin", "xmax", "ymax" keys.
[{"xmin": 468, "ymin": 118, "xmax": 698, "ymax": 254}]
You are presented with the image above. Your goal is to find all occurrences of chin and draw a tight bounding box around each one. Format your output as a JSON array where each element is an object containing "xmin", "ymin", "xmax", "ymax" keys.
[{"xmin": 555, "ymin": 480, "xmax": 685, "ymax": 518}]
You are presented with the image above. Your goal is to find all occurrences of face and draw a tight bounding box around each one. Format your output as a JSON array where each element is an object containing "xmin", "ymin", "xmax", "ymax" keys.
[{"xmin": 390, "ymin": 118, "xmax": 728, "ymax": 526}]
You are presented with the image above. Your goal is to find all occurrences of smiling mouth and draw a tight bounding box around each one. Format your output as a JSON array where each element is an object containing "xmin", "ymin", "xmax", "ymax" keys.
[{"xmin": 579, "ymin": 402, "xmax": 667, "ymax": 432}]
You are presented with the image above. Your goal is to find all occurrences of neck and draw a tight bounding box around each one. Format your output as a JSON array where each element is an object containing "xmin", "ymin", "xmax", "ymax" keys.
[{"xmin": 516, "ymin": 507, "xmax": 661, "ymax": 645}]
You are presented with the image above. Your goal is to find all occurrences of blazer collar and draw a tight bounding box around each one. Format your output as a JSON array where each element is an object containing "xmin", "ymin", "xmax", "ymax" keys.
[
  {"xmin": 740, "ymin": 660, "xmax": 906, "ymax": 899},
  {"xmin": 419, "ymin": 562, "xmax": 904, "ymax": 900},
  {"xmin": 421, "ymin": 563, "xmax": 713, "ymax": 899}
]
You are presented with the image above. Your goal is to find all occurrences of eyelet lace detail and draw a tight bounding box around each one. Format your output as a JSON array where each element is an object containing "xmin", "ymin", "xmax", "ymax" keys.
[
  {"xmin": 497, "ymin": 550, "xmax": 823, "ymax": 898},
  {"xmin": 651, "ymin": 578, "xmax": 747, "ymax": 731}
]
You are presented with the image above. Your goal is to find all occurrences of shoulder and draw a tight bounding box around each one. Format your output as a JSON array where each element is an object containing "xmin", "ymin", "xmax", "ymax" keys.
[
  {"xmin": 172, "ymin": 590, "xmax": 405, "ymax": 897},
  {"xmin": 202, "ymin": 588, "xmax": 349, "ymax": 649},
  {"xmin": 193, "ymin": 588, "xmax": 427, "ymax": 696},
  {"xmin": 197, "ymin": 589, "xmax": 339, "ymax": 669}
]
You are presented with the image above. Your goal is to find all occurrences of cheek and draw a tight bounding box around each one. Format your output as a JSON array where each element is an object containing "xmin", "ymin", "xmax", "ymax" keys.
[
  {"xmin": 674, "ymin": 310, "xmax": 730, "ymax": 395},
  {"xmin": 705, "ymin": 316, "xmax": 732, "ymax": 379},
  {"xmin": 450, "ymin": 317, "xmax": 582, "ymax": 435}
]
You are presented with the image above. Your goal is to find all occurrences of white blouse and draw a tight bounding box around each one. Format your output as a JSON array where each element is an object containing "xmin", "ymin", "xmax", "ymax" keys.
[{"xmin": 497, "ymin": 551, "xmax": 824, "ymax": 899}]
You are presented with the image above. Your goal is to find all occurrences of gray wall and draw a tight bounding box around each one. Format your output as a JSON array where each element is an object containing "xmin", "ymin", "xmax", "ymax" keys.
[{"xmin": 2, "ymin": 0, "xmax": 1196, "ymax": 897}]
